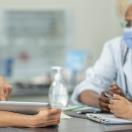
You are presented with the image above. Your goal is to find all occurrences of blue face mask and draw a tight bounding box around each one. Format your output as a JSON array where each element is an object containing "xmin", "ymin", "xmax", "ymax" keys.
[{"xmin": 123, "ymin": 27, "xmax": 132, "ymax": 49}]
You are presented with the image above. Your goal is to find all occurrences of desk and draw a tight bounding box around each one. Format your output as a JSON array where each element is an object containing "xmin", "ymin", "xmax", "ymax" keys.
[
  {"xmin": 0, "ymin": 118, "xmax": 132, "ymax": 132},
  {"xmin": 4, "ymin": 95, "xmax": 132, "ymax": 132}
]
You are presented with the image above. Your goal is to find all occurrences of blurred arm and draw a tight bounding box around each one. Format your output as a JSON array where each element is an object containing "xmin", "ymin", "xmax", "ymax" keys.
[
  {"xmin": 0, "ymin": 111, "xmax": 33, "ymax": 127},
  {"xmin": 79, "ymin": 90, "xmax": 100, "ymax": 108}
]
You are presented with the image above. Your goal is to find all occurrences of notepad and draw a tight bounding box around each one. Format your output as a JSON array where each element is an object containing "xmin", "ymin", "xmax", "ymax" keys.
[{"xmin": 86, "ymin": 113, "xmax": 132, "ymax": 125}]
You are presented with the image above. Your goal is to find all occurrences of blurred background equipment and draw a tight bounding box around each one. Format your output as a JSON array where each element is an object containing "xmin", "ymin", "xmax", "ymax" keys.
[
  {"xmin": 64, "ymin": 50, "xmax": 88, "ymax": 91},
  {"xmin": 0, "ymin": 10, "xmax": 72, "ymax": 97}
]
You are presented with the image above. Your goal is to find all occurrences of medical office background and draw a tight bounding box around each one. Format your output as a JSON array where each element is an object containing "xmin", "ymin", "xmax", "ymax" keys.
[{"xmin": 0, "ymin": 0, "xmax": 124, "ymax": 101}]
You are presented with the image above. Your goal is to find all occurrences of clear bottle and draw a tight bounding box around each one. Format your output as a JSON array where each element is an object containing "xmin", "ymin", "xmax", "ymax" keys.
[{"xmin": 49, "ymin": 66, "xmax": 69, "ymax": 109}]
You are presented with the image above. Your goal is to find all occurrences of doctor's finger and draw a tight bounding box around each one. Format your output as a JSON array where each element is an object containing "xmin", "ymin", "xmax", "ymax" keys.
[
  {"xmin": 108, "ymin": 104, "xmax": 114, "ymax": 109},
  {"xmin": 99, "ymin": 102, "xmax": 110, "ymax": 112},
  {"xmin": 109, "ymin": 99, "xmax": 117, "ymax": 104},
  {"xmin": 110, "ymin": 84, "xmax": 119, "ymax": 89},
  {"xmin": 99, "ymin": 94, "xmax": 109, "ymax": 103},
  {"xmin": 112, "ymin": 94, "xmax": 124, "ymax": 100}
]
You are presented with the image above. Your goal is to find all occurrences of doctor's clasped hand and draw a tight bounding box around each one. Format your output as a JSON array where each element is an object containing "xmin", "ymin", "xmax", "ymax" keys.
[
  {"xmin": 99, "ymin": 84, "xmax": 125, "ymax": 112},
  {"xmin": 109, "ymin": 95, "xmax": 132, "ymax": 119}
]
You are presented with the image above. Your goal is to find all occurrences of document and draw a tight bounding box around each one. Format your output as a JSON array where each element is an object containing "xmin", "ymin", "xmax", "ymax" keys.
[
  {"xmin": 86, "ymin": 113, "xmax": 132, "ymax": 125},
  {"xmin": 61, "ymin": 112, "xmax": 72, "ymax": 119}
]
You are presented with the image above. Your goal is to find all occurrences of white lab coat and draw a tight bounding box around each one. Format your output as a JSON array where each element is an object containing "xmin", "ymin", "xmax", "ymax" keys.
[{"xmin": 71, "ymin": 36, "xmax": 132, "ymax": 104}]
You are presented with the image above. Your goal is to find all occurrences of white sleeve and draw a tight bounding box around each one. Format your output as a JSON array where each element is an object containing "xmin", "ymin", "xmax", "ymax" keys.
[{"xmin": 71, "ymin": 41, "xmax": 117, "ymax": 104}]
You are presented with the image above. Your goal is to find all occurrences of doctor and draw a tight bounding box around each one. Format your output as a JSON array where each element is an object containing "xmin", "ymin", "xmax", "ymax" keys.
[
  {"xmin": 72, "ymin": 3, "xmax": 132, "ymax": 112},
  {"xmin": 0, "ymin": 76, "xmax": 61, "ymax": 127}
]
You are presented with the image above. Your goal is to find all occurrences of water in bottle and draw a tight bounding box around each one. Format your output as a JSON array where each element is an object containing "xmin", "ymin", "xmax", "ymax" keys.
[{"xmin": 49, "ymin": 66, "xmax": 69, "ymax": 109}]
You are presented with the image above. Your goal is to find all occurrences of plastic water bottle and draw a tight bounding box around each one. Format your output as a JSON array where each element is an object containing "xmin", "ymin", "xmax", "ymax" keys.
[{"xmin": 49, "ymin": 66, "xmax": 69, "ymax": 109}]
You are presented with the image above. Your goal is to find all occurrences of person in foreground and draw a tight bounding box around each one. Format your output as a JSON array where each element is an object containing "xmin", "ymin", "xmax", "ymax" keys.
[
  {"xmin": 0, "ymin": 76, "xmax": 61, "ymax": 128},
  {"xmin": 71, "ymin": 3, "xmax": 132, "ymax": 116}
]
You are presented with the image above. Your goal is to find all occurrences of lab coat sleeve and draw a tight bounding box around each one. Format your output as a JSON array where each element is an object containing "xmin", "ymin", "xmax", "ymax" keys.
[{"xmin": 71, "ymin": 41, "xmax": 117, "ymax": 104}]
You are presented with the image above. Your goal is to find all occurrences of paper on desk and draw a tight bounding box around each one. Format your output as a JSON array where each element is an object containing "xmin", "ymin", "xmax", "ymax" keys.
[
  {"xmin": 63, "ymin": 105, "xmax": 86, "ymax": 111},
  {"xmin": 61, "ymin": 112, "xmax": 72, "ymax": 119},
  {"xmin": 86, "ymin": 113, "xmax": 132, "ymax": 124}
]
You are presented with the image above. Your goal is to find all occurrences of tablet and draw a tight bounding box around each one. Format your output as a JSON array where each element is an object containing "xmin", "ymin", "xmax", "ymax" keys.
[{"xmin": 0, "ymin": 101, "xmax": 50, "ymax": 114}]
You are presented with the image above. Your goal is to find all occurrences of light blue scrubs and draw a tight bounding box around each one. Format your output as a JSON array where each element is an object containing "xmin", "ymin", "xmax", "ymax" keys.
[{"xmin": 71, "ymin": 37, "xmax": 132, "ymax": 104}]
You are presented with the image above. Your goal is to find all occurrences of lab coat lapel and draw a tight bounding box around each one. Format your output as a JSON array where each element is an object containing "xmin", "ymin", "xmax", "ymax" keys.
[{"xmin": 116, "ymin": 40, "xmax": 128, "ymax": 96}]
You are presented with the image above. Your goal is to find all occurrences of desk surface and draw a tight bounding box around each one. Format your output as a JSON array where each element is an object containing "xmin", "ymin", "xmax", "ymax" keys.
[
  {"xmin": 5, "ymin": 94, "xmax": 132, "ymax": 132},
  {"xmin": 0, "ymin": 118, "xmax": 132, "ymax": 132}
]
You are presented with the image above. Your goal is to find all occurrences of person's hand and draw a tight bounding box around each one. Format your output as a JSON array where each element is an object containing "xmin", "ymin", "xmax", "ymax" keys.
[
  {"xmin": 108, "ymin": 84, "xmax": 125, "ymax": 97},
  {"xmin": 109, "ymin": 95, "xmax": 132, "ymax": 119},
  {"xmin": 99, "ymin": 92, "xmax": 110, "ymax": 112},
  {"xmin": 30, "ymin": 108, "xmax": 61, "ymax": 127},
  {"xmin": 0, "ymin": 76, "xmax": 12, "ymax": 101},
  {"xmin": 99, "ymin": 84, "xmax": 124, "ymax": 112}
]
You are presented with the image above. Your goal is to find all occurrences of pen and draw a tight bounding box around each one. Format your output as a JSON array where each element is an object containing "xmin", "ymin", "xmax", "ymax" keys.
[{"xmin": 104, "ymin": 92, "xmax": 113, "ymax": 100}]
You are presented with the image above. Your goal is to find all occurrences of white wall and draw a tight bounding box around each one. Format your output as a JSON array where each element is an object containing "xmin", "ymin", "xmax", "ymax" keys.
[{"xmin": 0, "ymin": 0, "xmax": 122, "ymax": 64}]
